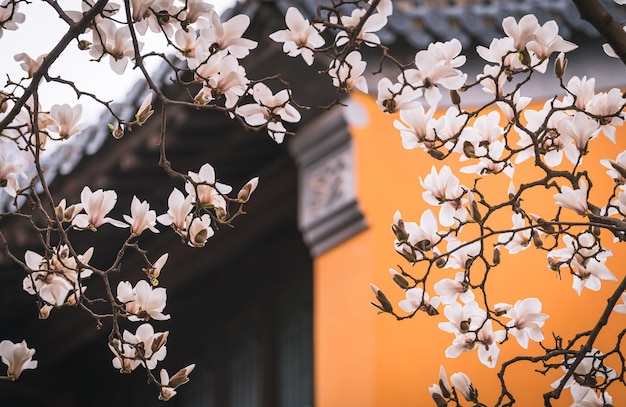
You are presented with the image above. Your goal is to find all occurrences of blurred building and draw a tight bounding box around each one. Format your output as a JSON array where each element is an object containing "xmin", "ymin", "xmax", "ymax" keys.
[{"xmin": 1, "ymin": 0, "xmax": 625, "ymax": 406}]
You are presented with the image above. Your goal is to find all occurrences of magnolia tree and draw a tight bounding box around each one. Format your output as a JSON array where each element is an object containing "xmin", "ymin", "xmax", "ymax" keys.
[{"xmin": 1, "ymin": 0, "xmax": 626, "ymax": 405}]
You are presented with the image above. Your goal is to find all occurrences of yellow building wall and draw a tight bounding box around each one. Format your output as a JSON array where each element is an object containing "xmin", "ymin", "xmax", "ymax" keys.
[{"xmin": 314, "ymin": 92, "xmax": 626, "ymax": 406}]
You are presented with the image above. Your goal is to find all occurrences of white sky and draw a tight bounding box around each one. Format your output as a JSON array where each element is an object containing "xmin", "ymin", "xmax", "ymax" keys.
[{"xmin": 1, "ymin": 0, "xmax": 236, "ymax": 125}]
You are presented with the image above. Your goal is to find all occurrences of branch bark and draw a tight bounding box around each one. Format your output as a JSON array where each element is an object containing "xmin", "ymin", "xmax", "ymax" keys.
[{"xmin": 571, "ymin": 0, "xmax": 626, "ymax": 66}]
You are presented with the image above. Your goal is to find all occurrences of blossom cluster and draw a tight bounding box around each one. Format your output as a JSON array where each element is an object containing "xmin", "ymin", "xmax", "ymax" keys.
[
  {"xmin": 367, "ymin": 8, "xmax": 626, "ymax": 406},
  {"xmin": 1, "ymin": 0, "xmax": 626, "ymax": 403}
]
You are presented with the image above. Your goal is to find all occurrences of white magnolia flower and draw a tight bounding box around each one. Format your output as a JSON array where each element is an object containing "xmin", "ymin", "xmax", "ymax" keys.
[
  {"xmin": 460, "ymin": 139, "xmax": 514, "ymax": 178},
  {"xmin": 434, "ymin": 271, "xmax": 475, "ymax": 305},
  {"xmin": 476, "ymin": 37, "xmax": 520, "ymax": 69},
  {"xmin": 72, "ymin": 186, "xmax": 128, "ymax": 230},
  {"xmin": 90, "ymin": 20, "xmax": 142, "ymax": 75},
  {"xmin": 198, "ymin": 10, "xmax": 257, "ymax": 58},
  {"xmin": 404, "ymin": 39, "xmax": 467, "ymax": 109},
  {"xmin": 157, "ymin": 188, "xmax": 194, "ymax": 232},
  {"xmin": 516, "ymin": 101, "xmax": 568, "ymax": 166},
  {"xmin": 22, "ymin": 245, "xmax": 94, "ymax": 307},
  {"xmin": 173, "ymin": 26, "xmax": 202, "ymax": 61},
  {"xmin": 158, "ymin": 364, "xmax": 196, "ymax": 401},
  {"xmin": 475, "ymin": 319, "xmax": 506, "ymax": 368},
  {"xmin": 571, "ymin": 257, "xmax": 617, "ymax": 295},
  {"xmin": 193, "ymin": 52, "xmax": 248, "ymax": 108},
  {"xmin": 334, "ymin": 7, "xmax": 387, "ymax": 47},
  {"xmin": 439, "ymin": 301, "xmax": 485, "ymax": 336},
  {"xmin": 444, "ymin": 239, "xmax": 481, "ymax": 272},
  {"xmin": 404, "ymin": 209, "xmax": 442, "ymax": 253},
  {"xmin": 269, "ymin": 7, "xmax": 324, "ymax": 65},
  {"xmin": 376, "ymin": 77, "xmax": 420, "ymax": 113},
  {"xmin": 47, "ymin": 104, "xmax": 88, "ymax": 140},
  {"xmin": 558, "ymin": 112, "xmax": 600, "ymax": 164},
  {"xmin": 0, "ymin": 139, "xmax": 32, "ymax": 197},
  {"xmin": 144, "ymin": 253, "xmax": 168, "ymax": 283},
  {"xmin": 564, "ymin": 76, "xmax": 596, "ymax": 110},
  {"xmin": 569, "ymin": 384, "xmax": 612, "ymax": 407},
  {"xmin": 328, "ymin": 51, "xmax": 368, "ymax": 94},
  {"xmin": 398, "ymin": 287, "xmax": 440, "ymax": 313},
  {"xmin": 553, "ymin": 182, "xmax": 588, "ymax": 216},
  {"xmin": 178, "ymin": 0, "xmax": 212, "ymax": 24},
  {"xmin": 14, "ymin": 52, "xmax": 45, "ymax": 78},
  {"xmin": 586, "ymin": 88, "xmax": 625, "ymax": 143},
  {"xmin": 186, "ymin": 214, "xmax": 214, "ymax": 247},
  {"xmin": 498, "ymin": 213, "xmax": 532, "ymax": 254},
  {"xmin": 600, "ymin": 150, "xmax": 626, "ymax": 184},
  {"xmin": 450, "ymin": 372, "xmax": 478, "ymax": 403},
  {"xmin": 551, "ymin": 349, "xmax": 616, "ymax": 389},
  {"xmin": 496, "ymin": 298, "xmax": 548, "ymax": 349},
  {"xmin": 0, "ymin": 340, "xmax": 37, "ymax": 379},
  {"xmin": 235, "ymin": 83, "xmax": 301, "ymax": 143},
  {"xmin": 132, "ymin": 0, "xmax": 179, "ymax": 35},
  {"xmin": 110, "ymin": 323, "xmax": 168, "ymax": 371},
  {"xmin": 123, "ymin": 196, "xmax": 159, "ymax": 235},
  {"xmin": 502, "ymin": 14, "xmax": 539, "ymax": 51},
  {"xmin": 185, "ymin": 163, "xmax": 232, "ymax": 211},
  {"xmin": 459, "ymin": 111, "xmax": 503, "ymax": 158},
  {"xmin": 117, "ymin": 280, "xmax": 170, "ymax": 321},
  {"xmin": 22, "ymin": 245, "xmax": 93, "ymax": 306},
  {"xmin": 420, "ymin": 165, "xmax": 466, "ymax": 227},
  {"xmin": 527, "ymin": 20, "xmax": 577, "ymax": 61},
  {"xmin": 394, "ymin": 104, "xmax": 435, "ymax": 150},
  {"xmin": 549, "ymin": 233, "xmax": 616, "ymax": 295}
]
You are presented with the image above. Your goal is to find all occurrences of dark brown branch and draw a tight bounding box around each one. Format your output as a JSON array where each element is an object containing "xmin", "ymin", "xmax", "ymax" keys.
[{"xmin": 571, "ymin": 0, "xmax": 626, "ymax": 66}]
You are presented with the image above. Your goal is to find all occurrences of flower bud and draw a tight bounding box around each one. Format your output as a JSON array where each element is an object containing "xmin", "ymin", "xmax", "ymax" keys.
[
  {"xmin": 193, "ymin": 228, "xmax": 208, "ymax": 246},
  {"xmin": 469, "ymin": 199, "xmax": 481, "ymax": 223},
  {"xmin": 459, "ymin": 318, "xmax": 471, "ymax": 333},
  {"xmin": 108, "ymin": 123, "xmax": 125, "ymax": 139},
  {"xmin": 435, "ymin": 256, "xmax": 447, "ymax": 268},
  {"xmin": 389, "ymin": 268, "xmax": 409, "ymax": 290},
  {"xmin": 39, "ymin": 304, "xmax": 53, "ymax": 319},
  {"xmin": 215, "ymin": 207, "xmax": 227, "ymax": 222},
  {"xmin": 450, "ymin": 89, "xmax": 461, "ymax": 106},
  {"xmin": 463, "ymin": 141, "xmax": 476, "ymax": 158},
  {"xmin": 428, "ymin": 149, "xmax": 445, "ymax": 160},
  {"xmin": 135, "ymin": 94, "xmax": 154, "ymax": 126},
  {"xmin": 370, "ymin": 284, "xmax": 393, "ymax": 313},
  {"xmin": 609, "ymin": 160, "xmax": 626, "ymax": 181},
  {"xmin": 397, "ymin": 245, "xmax": 418, "ymax": 263},
  {"xmin": 532, "ymin": 231, "xmax": 543, "ymax": 248},
  {"xmin": 431, "ymin": 393, "xmax": 447, "ymax": 407},
  {"xmin": 547, "ymin": 256, "xmax": 559, "ymax": 271},
  {"xmin": 237, "ymin": 177, "xmax": 259, "ymax": 203},
  {"xmin": 493, "ymin": 248, "xmax": 500, "ymax": 266},
  {"xmin": 519, "ymin": 49, "xmax": 531, "ymax": 66},
  {"xmin": 592, "ymin": 225, "xmax": 601, "ymax": 236},
  {"xmin": 168, "ymin": 364, "xmax": 196, "ymax": 388},
  {"xmin": 151, "ymin": 331, "xmax": 169, "ymax": 354},
  {"xmin": 554, "ymin": 52, "xmax": 567, "ymax": 79},
  {"xmin": 424, "ymin": 303, "xmax": 439, "ymax": 316},
  {"xmin": 77, "ymin": 40, "xmax": 92, "ymax": 50}
]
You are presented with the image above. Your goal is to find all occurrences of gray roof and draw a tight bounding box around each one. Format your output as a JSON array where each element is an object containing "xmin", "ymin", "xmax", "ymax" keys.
[{"xmin": 272, "ymin": 0, "xmax": 623, "ymax": 48}]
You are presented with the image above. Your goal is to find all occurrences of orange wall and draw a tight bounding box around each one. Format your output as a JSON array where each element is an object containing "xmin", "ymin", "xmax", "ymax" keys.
[{"xmin": 314, "ymin": 92, "xmax": 626, "ymax": 406}]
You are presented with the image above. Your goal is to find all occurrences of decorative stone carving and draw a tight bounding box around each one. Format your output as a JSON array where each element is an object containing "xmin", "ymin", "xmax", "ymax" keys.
[{"xmin": 289, "ymin": 107, "xmax": 367, "ymax": 256}]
